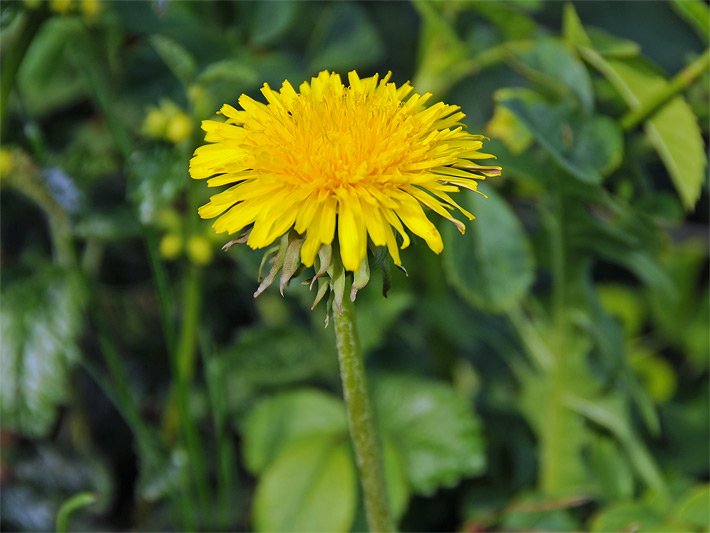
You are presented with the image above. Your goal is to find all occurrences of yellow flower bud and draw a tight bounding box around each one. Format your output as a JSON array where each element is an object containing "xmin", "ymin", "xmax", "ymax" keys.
[
  {"xmin": 50, "ymin": 0, "xmax": 73, "ymax": 14},
  {"xmin": 81, "ymin": 0, "xmax": 101, "ymax": 21},
  {"xmin": 160, "ymin": 233, "xmax": 183, "ymax": 260},
  {"xmin": 142, "ymin": 108, "xmax": 168, "ymax": 139},
  {"xmin": 165, "ymin": 112, "xmax": 193, "ymax": 144},
  {"xmin": 186, "ymin": 235, "xmax": 213, "ymax": 265},
  {"xmin": 0, "ymin": 148, "xmax": 14, "ymax": 179}
]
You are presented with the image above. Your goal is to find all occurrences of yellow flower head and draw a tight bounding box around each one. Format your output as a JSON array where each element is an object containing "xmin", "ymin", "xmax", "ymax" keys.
[{"xmin": 191, "ymin": 71, "xmax": 499, "ymax": 299}]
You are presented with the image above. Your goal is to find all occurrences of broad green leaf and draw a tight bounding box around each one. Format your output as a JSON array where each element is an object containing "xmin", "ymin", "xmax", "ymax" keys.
[
  {"xmin": 308, "ymin": 3, "xmax": 384, "ymax": 72},
  {"xmin": 0, "ymin": 269, "xmax": 84, "ymax": 438},
  {"xmin": 250, "ymin": 1, "xmax": 300, "ymax": 47},
  {"xmin": 672, "ymin": 484, "xmax": 710, "ymax": 529},
  {"xmin": 241, "ymin": 389, "xmax": 347, "ymax": 475},
  {"xmin": 590, "ymin": 501, "xmax": 664, "ymax": 533},
  {"xmin": 514, "ymin": 38, "xmax": 594, "ymax": 112},
  {"xmin": 564, "ymin": 393, "xmax": 668, "ymax": 500},
  {"xmin": 580, "ymin": 51, "xmax": 707, "ymax": 210},
  {"xmin": 587, "ymin": 28, "xmax": 641, "ymax": 59},
  {"xmin": 562, "ymin": 3, "xmax": 591, "ymax": 47},
  {"xmin": 443, "ymin": 185, "xmax": 534, "ymax": 313},
  {"xmin": 373, "ymin": 374, "xmax": 485, "ymax": 495},
  {"xmin": 149, "ymin": 35, "xmax": 197, "ymax": 87},
  {"xmin": 17, "ymin": 18, "xmax": 87, "ymax": 117},
  {"xmin": 588, "ymin": 434, "xmax": 634, "ymax": 500},
  {"xmin": 467, "ymin": 2, "xmax": 537, "ymax": 40},
  {"xmin": 126, "ymin": 147, "xmax": 187, "ymax": 224},
  {"xmin": 500, "ymin": 89, "xmax": 623, "ymax": 184},
  {"xmin": 253, "ymin": 435, "xmax": 357, "ymax": 533},
  {"xmin": 671, "ymin": 0, "xmax": 710, "ymax": 44}
]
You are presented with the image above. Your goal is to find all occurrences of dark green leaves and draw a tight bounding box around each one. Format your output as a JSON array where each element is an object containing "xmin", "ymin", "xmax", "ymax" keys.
[
  {"xmin": 0, "ymin": 269, "xmax": 84, "ymax": 438},
  {"xmin": 499, "ymin": 89, "xmax": 623, "ymax": 184},
  {"xmin": 443, "ymin": 186, "xmax": 534, "ymax": 313}
]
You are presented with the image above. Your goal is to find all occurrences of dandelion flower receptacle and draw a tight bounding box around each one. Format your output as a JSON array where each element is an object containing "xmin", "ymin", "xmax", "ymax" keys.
[{"xmin": 190, "ymin": 70, "xmax": 500, "ymax": 303}]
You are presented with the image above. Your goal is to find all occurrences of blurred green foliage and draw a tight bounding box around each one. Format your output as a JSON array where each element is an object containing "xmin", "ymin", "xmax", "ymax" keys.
[{"xmin": 1, "ymin": 0, "xmax": 708, "ymax": 531}]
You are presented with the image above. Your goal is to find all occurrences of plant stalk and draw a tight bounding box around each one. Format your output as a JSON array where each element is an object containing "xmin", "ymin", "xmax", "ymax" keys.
[
  {"xmin": 621, "ymin": 47, "xmax": 710, "ymax": 132},
  {"xmin": 333, "ymin": 295, "xmax": 394, "ymax": 533}
]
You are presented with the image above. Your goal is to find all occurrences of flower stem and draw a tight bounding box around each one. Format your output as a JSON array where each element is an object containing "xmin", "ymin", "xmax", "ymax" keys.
[{"xmin": 333, "ymin": 295, "xmax": 394, "ymax": 533}]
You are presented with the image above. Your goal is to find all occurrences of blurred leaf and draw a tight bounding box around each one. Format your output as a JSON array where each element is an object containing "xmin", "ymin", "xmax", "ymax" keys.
[
  {"xmin": 382, "ymin": 437, "xmax": 411, "ymax": 521},
  {"xmin": 590, "ymin": 501, "xmax": 663, "ymax": 533},
  {"xmin": 500, "ymin": 89, "xmax": 623, "ymax": 184},
  {"xmin": 308, "ymin": 3, "xmax": 384, "ymax": 72},
  {"xmin": 468, "ymin": 2, "xmax": 537, "ymax": 40},
  {"xmin": 565, "ymin": 393, "xmax": 668, "ymax": 499},
  {"xmin": 355, "ymin": 291, "xmax": 413, "ymax": 354},
  {"xmin": 126, "ymin": 146, "xmax": 187, "ymax": 225},
  {"xmin": 629, "ymin": 346, "xmax": 677, "ymax": 404},
  {"xmin": 562, "ymin": 3, "xmax": 591, "ymax": 48},
  {"xmin": 1, "ymin": 445, "xmax": 111, "ymax": 532},
  {"xmin": 501, "ymin": 495, "xmax": 581, "ymax": 531},
  {"xmin": 443, "ymin": 185, "xmax": 534, "ymax": 313},
  {"xmin": 597, "ymin": 283, "xmax": 646, "ymax": 337},
  {"xmin": 672, "ymin": 484, "xmax": 710, "ymax": 529},
  {"xmin": 55, "ymin": 492, "xmax": 97, "ymax": 533},
  {"xmin": 253, "ymin": 435, "xmax": 357, "ymax": 533},
  {"xmin": 149, "ymin": 34, "xmax": 197, "ymax": 86},
  {"xmin": 587, "ymin": 28, "xmax": 641, "ymax": 59},
  {"xmin": 580, "ymin": 51, "xmax": 707, "ymax": 210},
  {"xmin": 74, "ymin": 207, "xmax": 141, "ymax": 241},
  {"xmin": 588, "ymin": 434, "xmax": 634, "ymax": 500},
  {"xmin": 486, "ymin": 104, "xmax": 534, "ymax": 155},
  {"xmin": 198, "ymin": 58, "xmax": 259, "ymax": 86},
  {"xmin": 241, "ymin": 389, "xmax": 347, "ymax": 475},
  {"xmin": 137, "ymin": 447, "xmax": 190, "ymax": 502},
  {"xmin": 250, "ymin": 1, "xmax": 300, "ymax": 47},
  {"xmin": 671, "ymin": 0, "xmax": 710, "ymax": 44},
  {"xmin": 215, "ymin": 325, "xmax": 335, "ymax": 393},
  {"xmin": 514, "ymin": 38, "xmax": 594, "ymax": 112},
  {"xmin": 0, "ymin": 268, "xmax": 84, "ymax": 438},
  {"xmin": 17, "ymin": 18, "xmax": 86, "ymax": 117},
  {"xmin": 374, "ymin": 374, "xmax": 486, "ymax": 495}
]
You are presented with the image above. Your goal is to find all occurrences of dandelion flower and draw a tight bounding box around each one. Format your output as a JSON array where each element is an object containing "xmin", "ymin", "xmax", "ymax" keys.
[{"xmin": 190, "ymin": 70, "xmax": 500, "ymax": 301}]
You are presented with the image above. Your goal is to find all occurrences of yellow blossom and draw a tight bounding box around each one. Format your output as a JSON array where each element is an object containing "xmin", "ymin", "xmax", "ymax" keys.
[
  {"xmin": 190, "ymin": 70, "xmax": 500, "ymax": 274},
  {"xmin": 165, "ymin": 112, "xmax": 193, "ymax": 144},
  {"xmin": 159, "ymin": 233, "xmax": 182, "ymax": 260},
  {"xmin": 186, "ymin": 235, "xmax": 213, "ymax": 265},
  {"xmin": 0, "ymin": 148, "xmax": 14, "ymax": 179}
]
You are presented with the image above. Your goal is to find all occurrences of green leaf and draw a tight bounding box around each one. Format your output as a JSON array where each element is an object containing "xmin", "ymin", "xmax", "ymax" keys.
[
  {"xmin": 562, "ymin": 3, "xmax": 591, "ymax": 47},
  {"xmin": 374, "ymin": 374, "xmax": 486, "ymax": 495},
  {"xmin": 355, "ymin": 291, "xmax": 413, "ymax": 354},
  {"xmin": 381, "ymin": 438, "xmax": 411, "ymax": 521},
  {"xmin": 253, "ymin": 435, "xmax": 357, "ymax": 533},
  {"xmin": 671, "ymin": 0, "xmax": 710, "ymax": 44},
  {"xmin": 514, "ymin": 38, "xmax": 594, "ymax": 112},
  {"xmin": 588, "ymin": 433, "xmax": 634, "ymax": 500},
  {"xmin": 250, "ymin": 1, "xmax": 300, "ymax": 47},
  {"xmin": 672, "ymin": 484, "xmax": 710, "ymax": 529},
  {"xmin": 56, "ymin": 492, "xmax": 97, "ymax": 533},
  {"xmin": 443, "ymin": 185, "xmax": 534, "ymax": 313},
  {"xmin": 149, "ymin": 35, "xmax": 197, "ymax": 86},
  {"xmin": 126, "ymin": 146, "xmax": 187, "ymax": 225},
  {"xmin": 241, "ymin": 389, "xmax": 347, "ymax": 475},
  {"xmin": 590, "ymin": 501, "xmax": 664, "ymax": 533},
  {"xmin": 308, "ymin": 3, "xmax": 385, "ymax": 72},
  {"xmin": 215, "ymin": 325, "xmax": 336, "ymax": 393},
  {"xmin": 0, "ymin": 268, "xmax": 84, "ymax": 438},
  {"xmin": 580, "ymin": 51, "xmax": 707, "ymax": 210},
  {"xmin": 500, "ymin": 89, "xmax": 623, "ymax": 184}
]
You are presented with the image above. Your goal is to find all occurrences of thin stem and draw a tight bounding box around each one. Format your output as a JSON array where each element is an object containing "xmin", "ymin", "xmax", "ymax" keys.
[
  {"xmin": 55, "ymin": 492, "xmax": 97, "ymax": 533},
  {"xmin": 333, "ymin": 294, "xmax": 394, "ymax": 533},
  {"xmin": 621, "ymin": 48, "xmax": 710, "ymax": 131}
]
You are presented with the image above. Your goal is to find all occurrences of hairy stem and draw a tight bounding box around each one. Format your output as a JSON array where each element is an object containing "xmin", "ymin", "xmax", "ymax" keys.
[{"xmin": 333, "ymin": 295, "xmax": 394, "ymax": 533}]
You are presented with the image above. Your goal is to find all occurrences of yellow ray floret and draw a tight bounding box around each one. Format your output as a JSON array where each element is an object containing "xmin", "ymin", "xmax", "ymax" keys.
[{"xmin": 190, "ymin": 70, "xmax": 500, "ymax": 272}]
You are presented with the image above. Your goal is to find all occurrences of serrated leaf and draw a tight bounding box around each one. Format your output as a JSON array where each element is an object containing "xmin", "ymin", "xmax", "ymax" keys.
[
  {"xmin": 580, "ymin": 51, "xmax": 706, "ymax": 210},
  {"xmin": 308, "ymin": 3, "xmax": 384, "ymax": 72},
  {"xmin": 253, "ymin": 435, "xmax": 357, "ymax": 533},
  {"xmin": 443, "ymin": 185, "xmax": 534, "ymax": 313},
  {"xmin": 149, "ymin": 35, "xmax": 197, "ymax": 86},
  {"xmin": 374, "ymin": 375, "xmax": 485, "ymax": 495},
  {"xmin": 241, "ymin": 389, "xmax": 347, "ymax": 475},
  {"xmin": 0, "ymin": 269, "xmax": 84, "ymax": 438},
  {"xmin": 500, "ymin": 90, "xmax": 623, "ymax": 184}
]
